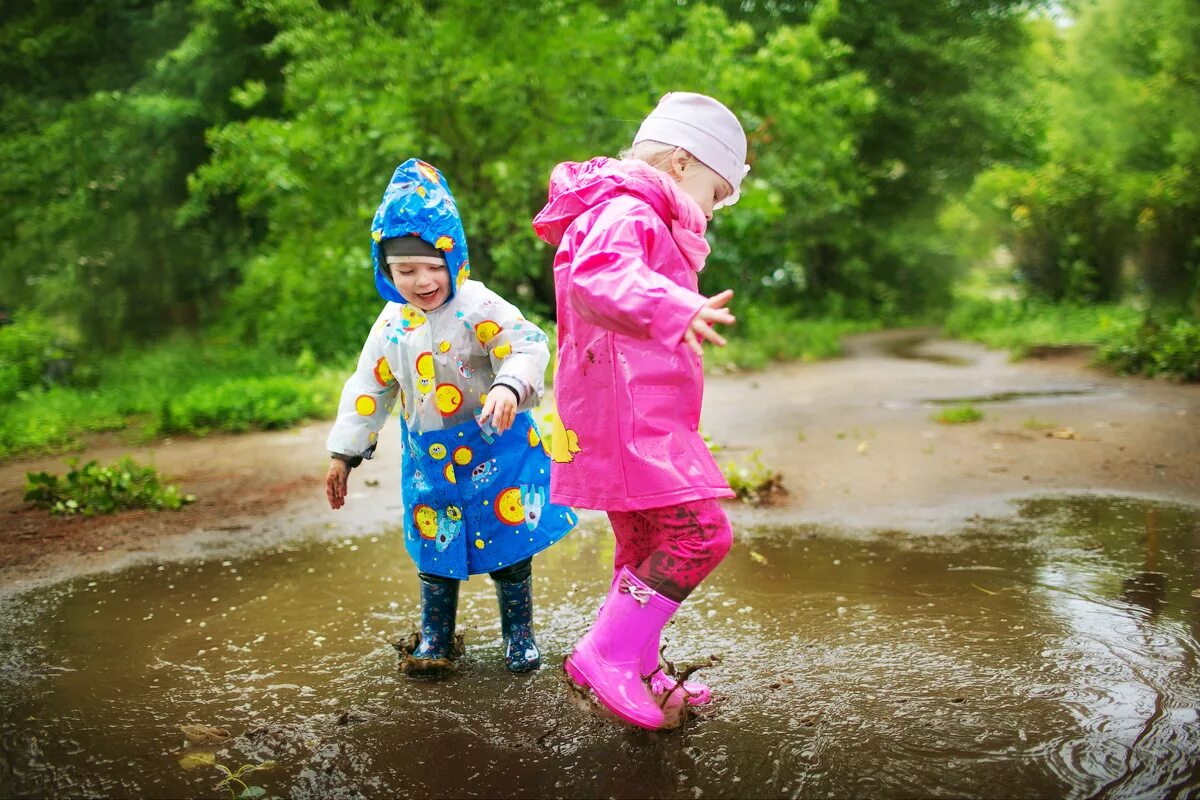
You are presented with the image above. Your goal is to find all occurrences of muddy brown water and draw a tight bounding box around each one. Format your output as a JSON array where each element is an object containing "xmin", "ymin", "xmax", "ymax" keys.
[{"xmin": 2, "ymin": 495, "xmax": 1199, "ymax": 799}]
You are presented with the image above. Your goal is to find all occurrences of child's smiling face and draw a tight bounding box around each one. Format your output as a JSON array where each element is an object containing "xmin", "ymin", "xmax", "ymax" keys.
[{"xmin": 389, "ymin": 256, "xmax": 451, "ymax": 311}]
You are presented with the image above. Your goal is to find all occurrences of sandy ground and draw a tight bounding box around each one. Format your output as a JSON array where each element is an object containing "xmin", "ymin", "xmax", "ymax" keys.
[{"xmin": 2, "ymin": 329, "xmax": 1197, "ymax": 594}]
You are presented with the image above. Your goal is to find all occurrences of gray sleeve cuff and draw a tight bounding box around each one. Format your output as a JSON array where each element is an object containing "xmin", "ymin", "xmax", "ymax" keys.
[{"xmin": 331, "ymin": 452, "xmax": 365, "ymax": 469}]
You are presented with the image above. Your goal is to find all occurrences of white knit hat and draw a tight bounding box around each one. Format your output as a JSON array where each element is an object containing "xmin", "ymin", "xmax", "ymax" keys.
[{"xmin": 633, "ymin": 92, "xmax": 750, "ymax": 208}]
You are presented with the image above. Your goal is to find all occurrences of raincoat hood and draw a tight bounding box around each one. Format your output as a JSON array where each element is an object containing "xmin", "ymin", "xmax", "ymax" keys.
[
  {"xmin": 370, "ymin": 159, "xmax": 471, "ymax": 304},
  {"xmin": 532, "ymin": 158, "xmax": 709, "ymax": 268}
]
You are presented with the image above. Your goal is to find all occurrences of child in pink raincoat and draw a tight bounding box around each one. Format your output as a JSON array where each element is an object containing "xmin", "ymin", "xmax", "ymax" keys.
[{"xmin": 532, "ymin": 92, "xmax": 749, "ymax": 730}]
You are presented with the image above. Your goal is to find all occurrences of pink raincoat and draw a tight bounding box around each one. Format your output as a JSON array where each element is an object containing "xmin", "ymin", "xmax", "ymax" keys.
[{"xmin": 532, "ymin": 158, "xmax": 735, "ymax": 511}]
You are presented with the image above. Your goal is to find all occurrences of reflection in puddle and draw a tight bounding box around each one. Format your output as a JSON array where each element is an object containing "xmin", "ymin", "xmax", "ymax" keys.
[{"xmin": 1, "ymin": 496, "xmax": 1198, "ymax": 798}]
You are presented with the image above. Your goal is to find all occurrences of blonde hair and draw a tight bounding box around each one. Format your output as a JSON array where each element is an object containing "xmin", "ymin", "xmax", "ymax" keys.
[{"xmin": 618, "ymin": 139, "xmax": 697, "ymax": 175}]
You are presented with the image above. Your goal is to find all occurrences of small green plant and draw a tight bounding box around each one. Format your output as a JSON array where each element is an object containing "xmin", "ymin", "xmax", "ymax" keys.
[
  {"xmin": 720, "ymin": 449, "xmax": 787, "ymax": 506},
  {"xmin": 24, "ymin": 457, "xmax": 195, "ymax": 516},
  {"xmin": 1022, "ymin": 416, "xmax": 1056, "ymax": 431},
  {"xmin": 214, "ymin": 759, "xmax": 275, "ymax": 799},
  {"xmin": 933, "ymin": 404, "xmax": 984, "ymax": 424}
]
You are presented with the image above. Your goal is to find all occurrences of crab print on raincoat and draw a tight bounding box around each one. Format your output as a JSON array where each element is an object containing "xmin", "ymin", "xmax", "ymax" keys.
[
  {"xmin": 532, "ymin": 157, "xmax": 735, "ymax": 512},
  {"xmin": 328, "ymin": 158, "xmax": 576, "ymax": 579}
]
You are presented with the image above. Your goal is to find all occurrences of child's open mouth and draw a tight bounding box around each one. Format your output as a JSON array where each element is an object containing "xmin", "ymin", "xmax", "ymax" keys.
[{"xmin": 416, "ymin": 289, "xmax": 440, "ymax": 301}]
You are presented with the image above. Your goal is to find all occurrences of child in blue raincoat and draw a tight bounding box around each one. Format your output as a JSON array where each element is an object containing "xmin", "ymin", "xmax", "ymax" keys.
[{"xmin": 325, "ymin": 158, "xmax": 576, "ymax": 676}]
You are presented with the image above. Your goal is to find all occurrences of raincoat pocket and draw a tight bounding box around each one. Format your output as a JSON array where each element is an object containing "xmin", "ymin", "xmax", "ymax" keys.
[{"xmin": 630, "ymin": 385, "xmax": 690, "ymax": 458}]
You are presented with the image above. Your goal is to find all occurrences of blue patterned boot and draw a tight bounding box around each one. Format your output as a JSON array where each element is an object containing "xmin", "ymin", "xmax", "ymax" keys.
[
  {"xmin": 495, "ymin": 576, "xmax": 541, "ymax": 673},
  {"xmin": 401, "ymin": 577, "xmax": 462, "ymax": 676}
]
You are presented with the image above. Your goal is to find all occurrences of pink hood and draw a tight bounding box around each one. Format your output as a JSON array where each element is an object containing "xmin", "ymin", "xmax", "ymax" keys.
[{"xmin": 534, "ymin": 158, "xmax": 711, "ymax": 272}]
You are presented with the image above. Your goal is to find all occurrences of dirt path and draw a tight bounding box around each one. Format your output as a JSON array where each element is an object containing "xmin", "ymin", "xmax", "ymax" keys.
[{"xmin": 2, "ymin": 329, "xmax": 1197, "ymax": 593}]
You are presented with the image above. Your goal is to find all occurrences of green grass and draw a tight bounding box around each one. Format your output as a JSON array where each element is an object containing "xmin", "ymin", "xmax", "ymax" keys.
[
  {"xmin": 944, "ymin": 296, "xmax": 1198, "ymax": 381},
  {"xmin": 0, "ymin": 337, "xmax": 345, "ymax": 461},
  {"xmin": 705, "ymin": 308, "xmax": 877, "ymax": 371},
  {"xmin": 943, "ymin": 297, "xmax": 1142, "ymax": 356},
  {"xmin": 933, "ymin": 404, "xmax": 984, "ymax": 424}
]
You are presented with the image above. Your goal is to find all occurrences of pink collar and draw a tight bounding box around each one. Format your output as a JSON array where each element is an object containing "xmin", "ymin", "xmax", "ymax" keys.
[{"xmin": 617, "ymin": 160, "xmax": 711, "ymax": 272}]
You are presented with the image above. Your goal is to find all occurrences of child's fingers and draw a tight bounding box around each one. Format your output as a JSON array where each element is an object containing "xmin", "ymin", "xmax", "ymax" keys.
[
  {"xmin": 703, "ymin": 308, "xmax": 735, "ymax": 326},
  {"xmin": 700, "ymin": 325, "xmax": 728, "ymax": 347},
  {"xmin": 478, "ymin": 395, "xmax": 495, "ymax": 423},
  {"xmin": 683, "ymin": 328, "xmax": 704, "ymax": 357},
  {"xmin": 496, "ymin": 402, "xmax": 515, "ymax": 433},
  {"xmin": 707, "ymin": 289, "xmax": 734, "ymax": 308}
]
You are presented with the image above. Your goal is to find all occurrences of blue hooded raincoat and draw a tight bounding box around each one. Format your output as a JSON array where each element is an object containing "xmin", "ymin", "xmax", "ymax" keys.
[{"xmin": 327, "ymin": 159, "xmax": 576, "ymax": 579}]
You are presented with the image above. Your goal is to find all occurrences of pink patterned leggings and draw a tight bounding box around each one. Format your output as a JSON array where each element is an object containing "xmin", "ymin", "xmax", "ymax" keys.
[{"xmin": 609, "ymin": 499, "xmax": 733, "ymax": 601}]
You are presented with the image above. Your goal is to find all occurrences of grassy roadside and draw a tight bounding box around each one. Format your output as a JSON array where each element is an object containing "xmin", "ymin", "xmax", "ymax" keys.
[
  {"xmin": 704, "ymin": 310, "xmax": 877, "ymax": 371},
  {"xmin": 0, "ymin": 309, "xmax": 873, "ymax": 463},
  {"xmin": 943, "ymin": 297, "xmax": 1199, "ymax": 380},
  {"xmin": 0, "ymin": 337, "xmax": 344, "ymax": 461}
]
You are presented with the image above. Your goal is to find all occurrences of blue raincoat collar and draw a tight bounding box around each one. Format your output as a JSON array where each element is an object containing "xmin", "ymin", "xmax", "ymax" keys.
[{"xmin": 370, "ymin": 159, "xmax": 471, "ymax": 304}]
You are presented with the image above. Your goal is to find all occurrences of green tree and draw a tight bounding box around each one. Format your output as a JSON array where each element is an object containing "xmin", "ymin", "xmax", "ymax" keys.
[
  {"xmin": 0, "ymin": 0, "xmax": 280, "ymax": 347},
  {"xmin": 193, "ymin": 0, "xmax": 873, "ymax": 357}
]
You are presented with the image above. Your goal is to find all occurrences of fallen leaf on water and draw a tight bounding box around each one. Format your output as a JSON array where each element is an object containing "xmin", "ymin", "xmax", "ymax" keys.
[
  {"xmin": 1046, "ymin": 428, "xmax": 1078, "ymax": 440},
  {"xmin": 177, "ymin": 723, "xmax": 231, "ymax": 745},
  {"xmin": 178, "ymin": 751, "xmax": 216, "ymax": 770},
  {"xmin": 1192, "ymin": 588, "xmax": 1200, "ymax": 598},
  {"xmin": 749, "ymin": 550, "xmax": 768, "ymax": 565}
]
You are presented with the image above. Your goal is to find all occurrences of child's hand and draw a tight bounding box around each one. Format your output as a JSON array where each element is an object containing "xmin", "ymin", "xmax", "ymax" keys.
[
  {"xmin": 326, "ymin": 459, "xmax": 350, "ymax": 510},
  {"xmin": 479, "ymin": 386, "xmax": 519, "ymax": 434},
  {"xmin": 684, "ymin": 289, "xmax": 735, "ymax": 356}
]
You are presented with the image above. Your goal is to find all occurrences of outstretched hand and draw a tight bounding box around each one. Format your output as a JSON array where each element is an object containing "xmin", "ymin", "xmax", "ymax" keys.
[
  {"xmin": 326, "ymin": 459, "xmax": 349, "ymax": 510},
  {"xmin": 683, "ymin": 289, "xmax": 736, "ymax": 356}
]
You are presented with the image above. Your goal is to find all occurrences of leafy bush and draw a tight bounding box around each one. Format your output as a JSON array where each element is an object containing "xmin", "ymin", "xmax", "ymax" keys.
[
  {"xmin": 25, "ymin": 457, "xmax": 195, "ymax": 516},
  {"xmin": 1097, "ymin": 316, "xmax": 1200, "ymax": 381},
  {"xmin": 0, "ymin": 313, "xmax": 76, "ymax": 402}
]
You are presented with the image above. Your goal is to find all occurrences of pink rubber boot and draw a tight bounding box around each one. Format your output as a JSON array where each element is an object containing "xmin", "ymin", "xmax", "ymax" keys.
[
  {"xmin": 565, "ymin": 567, "xmax": 680, "ymax": 730},
  {"xmin": 643, "ymin": 634, "xmax": 713, "ymax": 706},
  {"xmin": 607, "ymin": 568, "xmax": 713, "ymax": 706}
]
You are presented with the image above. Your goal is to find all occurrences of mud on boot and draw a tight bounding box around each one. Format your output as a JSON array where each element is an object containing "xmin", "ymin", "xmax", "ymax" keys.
[
  {"xmin": 645, "ymin": 644, "xmax": 716, "ymax": 706},
  {"xmin": 495, "ymin": 575, "xmax": 540, "ymax": 673},
  {"xmin": 396, "ymin": 576, "xmax": 464, "ymax": 677}
]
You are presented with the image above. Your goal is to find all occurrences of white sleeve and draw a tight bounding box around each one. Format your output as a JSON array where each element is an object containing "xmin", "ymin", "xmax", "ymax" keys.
[
  {"xmin": 325, "ymin": 308, "xmax": 400, "ymax": 460},
  {"xmin": 475, "ymin": 288, "xmax": 550, "ymax": 412}
]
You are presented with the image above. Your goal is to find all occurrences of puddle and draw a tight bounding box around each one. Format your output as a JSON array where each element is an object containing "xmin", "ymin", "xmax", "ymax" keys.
[
  {"xmin": 2, "ymin": 496, "xmax": 1199, "ymax": 798},
  {"xmin": 923, "ymin": 388, "xmax": 1099, "ymax": 405}
]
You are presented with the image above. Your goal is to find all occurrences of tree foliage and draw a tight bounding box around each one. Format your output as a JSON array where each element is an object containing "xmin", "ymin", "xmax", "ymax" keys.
[
  {"xmin": 5, "ymin": 0, "xmax": 1133, "ymax": 360},
  {"xmin": 967, "ymin": 0, "xmax": 1200, "ymax": 309}
]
